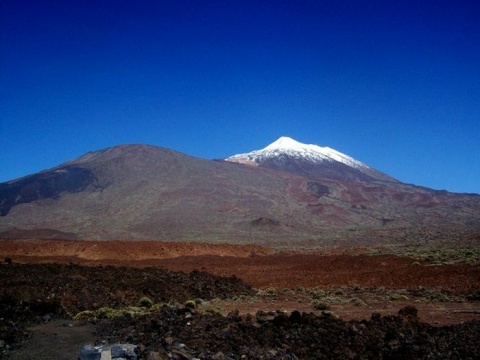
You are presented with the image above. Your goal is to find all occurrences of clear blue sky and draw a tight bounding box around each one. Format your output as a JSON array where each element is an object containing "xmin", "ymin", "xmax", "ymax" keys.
[{"xmin": 1, "ymin": 0, "xmax": 479, "ymax": 193}]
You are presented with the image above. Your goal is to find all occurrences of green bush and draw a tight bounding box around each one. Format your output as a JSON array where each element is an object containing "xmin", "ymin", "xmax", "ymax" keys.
[
  {"xmin": 185, "ymin": 300, "xmax": 196, "ymax": 309},
  {"xmin": 256, "ymin": 287, "xmax": 277, "ymax": 296},
  {"xmin": 349, "ymin": 297, "xmax": 367, "ymax": 307},
  {"xmin": 334, "ymin": 288, "xmax": 345, "ymax": 296},
  {"xmin": 136, "ymin": 296, "xmax": 153, "ymax": 308},
  {"xmin": 322, "ymin": 296, "xmax": 343, "ymax": 304},
  {"xmin": 311, "ymin": 300, "xmax": 331, "ymax": 311},
  {"xmin": 264, "ymin": 287, "xmax": 277, "ymax": 295},
  {"xmin": 427, "ymin": 292, "xmax": 450, "ymax": 302},
  {"xmin": 74, "ymin": 310, "xmax": 96, "ymax": 321},
  {"xmin": 309, "ymin": 288, "xmax": 326, "ymax": 299},
  {"xmin": 149, "ymin": 302, "xmax": 165, "ymax": 312},
  {"xmin": 387, "ymin": 294, "xmax": 409, "ymax": 301},
  {"xmin": 296, "ymin": 286, "xmax": 306, "ymax": 293}
]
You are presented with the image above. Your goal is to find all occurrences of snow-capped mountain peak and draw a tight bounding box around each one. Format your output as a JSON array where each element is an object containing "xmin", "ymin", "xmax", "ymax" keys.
[
  {"xmin": 227, "ymin": 136, "xmax": 367, "ymax": 169},
  {"xmin": 264, "ymin": 136, "xmax": 307, "ymax": 151},
  {"xmin": 226, "ymin": 137, "xmax": 396, "ymax": 182}
]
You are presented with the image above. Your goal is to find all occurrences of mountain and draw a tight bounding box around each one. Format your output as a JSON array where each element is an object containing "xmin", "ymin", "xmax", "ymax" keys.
[
  {"xmin": 226, "ymin": 137, "xmax": 396, "ymax": 182},
  {"xmin": 0, "ymin": 141, "xmax": 479, "ymax": 245}
]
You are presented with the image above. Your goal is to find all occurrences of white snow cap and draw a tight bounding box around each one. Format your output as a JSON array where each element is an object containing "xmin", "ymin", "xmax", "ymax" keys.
[
  {"xmin": 225, "ymin": 136, "xmax": 398, "ymax": 181},
  {"xmin": 229, "ymin": 136, "xmax": 368, "ymax": 169},
  {"xmin": 264, "ymin": 136, "xmax": 307, "ymax": 151}
]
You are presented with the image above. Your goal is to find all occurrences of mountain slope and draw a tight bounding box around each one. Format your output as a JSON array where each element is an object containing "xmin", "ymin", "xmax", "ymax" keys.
[
  {"xmin": 226, "ymin": 137, "xmax": 396, "ymax": 182},
  {"xmin": 0, "ymin": 145, "xmax": 307, "ymax": 240},
  {"xmin": 0, "ymin": 142, "xmax": 479, "ymax": 243}
]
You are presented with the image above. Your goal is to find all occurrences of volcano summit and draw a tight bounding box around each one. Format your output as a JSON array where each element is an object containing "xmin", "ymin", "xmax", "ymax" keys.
[{"xmin": 226, "ymin": 137, "xmax": 396, "ymax": 182}]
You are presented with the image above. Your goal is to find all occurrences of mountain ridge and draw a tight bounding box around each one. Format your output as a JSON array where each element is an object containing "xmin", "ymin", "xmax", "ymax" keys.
[{"xmin": 0, "ymin": 140, "xmax": 479, "ymax": 243}]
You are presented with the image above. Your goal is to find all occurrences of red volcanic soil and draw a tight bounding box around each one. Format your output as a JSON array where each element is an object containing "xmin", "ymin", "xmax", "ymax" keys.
[
  {"xmin": 0, "ymin": 239, "xmax": 272, "ymax": 261},
  {"xmin": 1, "ymin": 239, "xmax": 479, "ymax": 294},
  {"xmin": 154, "ymin": 252, "xmax": 479, "ymax": 294},
  {"xmin": 2, "ymin": 239, "xmax": 480, "ymax": 323}
]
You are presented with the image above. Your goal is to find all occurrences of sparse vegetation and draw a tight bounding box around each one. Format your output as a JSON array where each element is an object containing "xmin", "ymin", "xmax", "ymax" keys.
[
  {"xmin": 74, "ymin": 305, "xmax": 158, "ymax": 321},
  {"xmin": 196, "ymin": 301, "xmax": 223, "ymax": 316},
  {"xmin": 369, "ymin": 245, "xmax": 480, "ymax": 265}
]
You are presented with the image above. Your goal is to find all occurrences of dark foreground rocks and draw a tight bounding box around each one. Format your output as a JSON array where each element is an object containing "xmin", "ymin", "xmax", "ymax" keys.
[
  {"xmin": 79, "ymin": 343, "xmax": 138, "ymax": 360},
  {"xmin": 0, "ymin": 263, "xmax": 254, "ymax": 315},
  {"xmin": 0, "ymin": 263, "xmax": 253, "ymax": 357},
  {"xmin": 93, "ymin": 305, "xmax": 480, "ymax": 360}
]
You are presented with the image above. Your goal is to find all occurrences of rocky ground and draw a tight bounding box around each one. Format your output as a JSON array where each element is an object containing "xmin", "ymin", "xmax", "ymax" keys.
[
  {"xmin": 92, "ymin": 305, "xmax": 480, "ymax": 359},
  {"xmin": 0, "ymin": 240, "xmax": 479, "ymax": 359}
]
